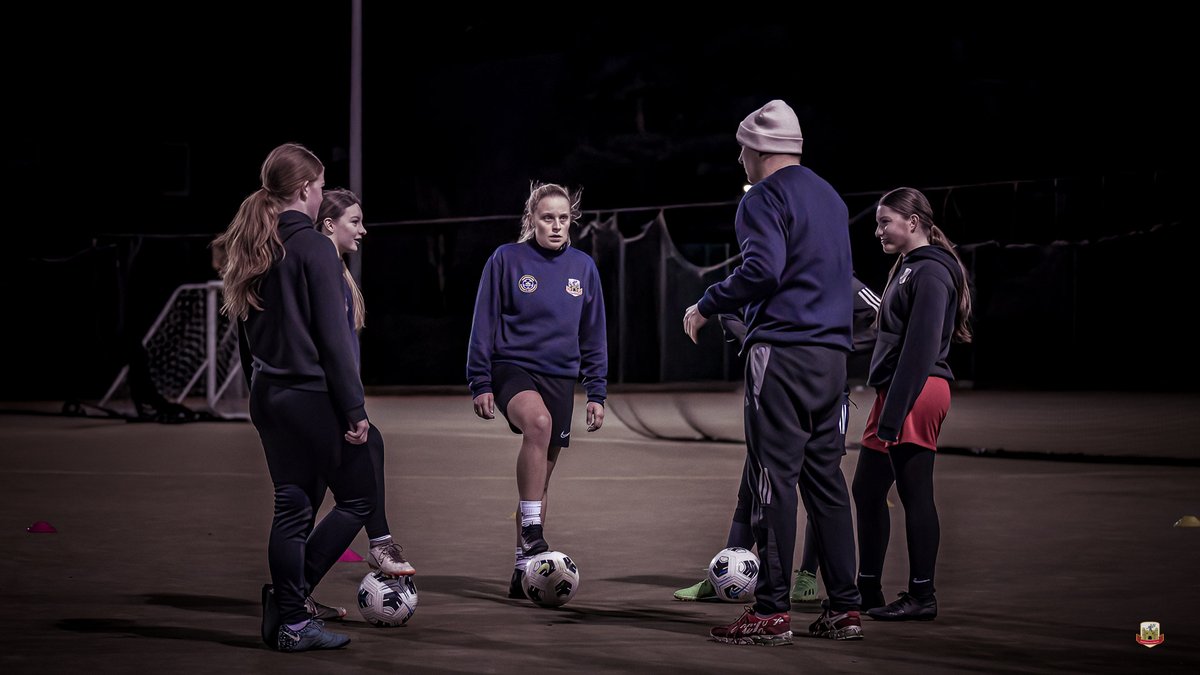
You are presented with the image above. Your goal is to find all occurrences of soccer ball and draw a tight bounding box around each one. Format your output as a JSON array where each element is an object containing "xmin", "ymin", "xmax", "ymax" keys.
[
  {"xmin": 523, "ymin": 550, "xmax": 580, "ymax": 607},
  {"xmin": 707, "ymin": 547, "xmax": 759, "ymax": 602},
  {"xmin": 357, "ymin": 571, "xmax": 418, "ymax": 626}
]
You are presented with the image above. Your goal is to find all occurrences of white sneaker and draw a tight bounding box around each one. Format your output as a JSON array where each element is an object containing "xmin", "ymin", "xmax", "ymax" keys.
[{"xmin": 369, "ymin": 539, "xmax": 416, "ymax": 576}]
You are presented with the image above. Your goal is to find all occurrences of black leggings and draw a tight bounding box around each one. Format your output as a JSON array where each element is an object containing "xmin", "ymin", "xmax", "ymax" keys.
[
  {"xmin": 250, "ymin": 380, "xmax": 376, "ymax": 624},
  {"xmin": 727, "ymin": 507, "xmax": 819, "ymax": 572},
  {"xmin": 852, "ymin": 444, "xmax": 939, "ymax": 599},
  {"xmin": 363, "ymin": 424, "xmax": 392, "ymax": 540},
  {"xmin": 313, "ymin": 424, "xmax": 392, "ymax": 541}
]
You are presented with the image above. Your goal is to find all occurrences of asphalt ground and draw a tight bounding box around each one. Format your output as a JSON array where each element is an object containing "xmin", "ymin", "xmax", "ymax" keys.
[{"xmin": 1, "ymin": 390, "xmax": 1197, "ymax": 673}]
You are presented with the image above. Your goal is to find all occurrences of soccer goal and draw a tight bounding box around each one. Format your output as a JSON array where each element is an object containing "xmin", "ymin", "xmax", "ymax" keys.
[{"xmin": 100, "ymin": 280, "xmax": 248, "ymax": 420}]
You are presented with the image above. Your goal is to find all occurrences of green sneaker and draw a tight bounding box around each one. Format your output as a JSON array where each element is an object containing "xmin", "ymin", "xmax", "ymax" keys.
[
  {"xmin": 673, "ymin": 578, "xmax": 718, "ymax": 601},
  {"xmin": 790, "ymin": 569, "xmax": 821, "ymax": 604}
]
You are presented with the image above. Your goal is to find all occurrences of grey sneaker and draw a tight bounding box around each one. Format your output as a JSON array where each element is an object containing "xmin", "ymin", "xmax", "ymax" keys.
[
  {"xmin": 369, "ymin": 540, "xmax": 416, "ymax": 576},
  {"xmin": 277, "ymin": 620, "xmax": 350, "ymax": 652},
  {"xmin": 808, "ymin": 608, "xmax": 863, "ymax": 640},
  {"xmin": 305, "ymin": 595, "xmax": 347, "ymax": 620}
]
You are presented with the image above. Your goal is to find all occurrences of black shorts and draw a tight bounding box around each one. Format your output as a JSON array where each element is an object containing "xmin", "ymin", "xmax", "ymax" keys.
[{"xmin": 493, "ymin": 362, "xmax": 576, "ymax": 448}]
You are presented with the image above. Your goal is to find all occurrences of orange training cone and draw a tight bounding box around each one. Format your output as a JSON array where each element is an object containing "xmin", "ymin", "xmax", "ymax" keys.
[
  {"xmin": 27, "ymin": 521, "xmax": 57, "ymax": 533},
  {"xmin": 338, "ymin": 548, "xmax": 365, "ymax": 562}
]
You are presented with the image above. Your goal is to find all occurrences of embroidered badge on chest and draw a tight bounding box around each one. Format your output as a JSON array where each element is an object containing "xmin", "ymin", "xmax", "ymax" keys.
[
  {"xmin": 898, "ymin": 267, "xmax": 914, "ymax": 285},
  {"xmin": 565, "ymin": 278, "xmax": 583, "ymax": 297},
  {"xmin": 518, "ymin": 275, "xmax": 538, "ymax": 293}
]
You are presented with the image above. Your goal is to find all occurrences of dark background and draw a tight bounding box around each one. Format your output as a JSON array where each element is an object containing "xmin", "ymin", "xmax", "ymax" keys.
[{"xmin": 2, "ymin": 6, "xmax": 1195, "ymax": 401}]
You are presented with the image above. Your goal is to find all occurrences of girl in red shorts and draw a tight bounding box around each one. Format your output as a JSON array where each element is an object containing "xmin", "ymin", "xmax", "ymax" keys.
[{"xmin": 852, "ymin": 187, "xmax": 973, "ymax": 622}]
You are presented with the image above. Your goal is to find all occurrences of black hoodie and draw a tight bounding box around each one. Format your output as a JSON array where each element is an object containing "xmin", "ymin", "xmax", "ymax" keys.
[
  {"xmin": 867, "ymin": 245, "xmax": 962, "ymax": 442},
  {"xmin": 238, "ymin": 210, "xmax": 367, "ymax": 425}
]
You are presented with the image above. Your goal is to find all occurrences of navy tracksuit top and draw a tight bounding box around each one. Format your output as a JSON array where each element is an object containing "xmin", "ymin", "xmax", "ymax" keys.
[
  {"xmin": 698, "ymin": 165, "xmax": 853, "ymax": 351},
  {"xmin": 467, "ymin": 240, "xmax": 608, "ymax": 403}
]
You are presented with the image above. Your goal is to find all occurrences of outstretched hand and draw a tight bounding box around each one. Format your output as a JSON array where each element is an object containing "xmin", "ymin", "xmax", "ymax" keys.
[
  {"xmin": 473, "ymin": 393, "xmax": 495, "ymax": 420},
  {"xmin": 683, "ymin": 303, "xmax": 709, "ymax": 344}
]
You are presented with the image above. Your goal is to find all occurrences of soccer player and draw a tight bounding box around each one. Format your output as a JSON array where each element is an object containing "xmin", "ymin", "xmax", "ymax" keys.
[
  {"xmin": 852, "ymin": 187, "xmax": 972, "ymax": 621},
  {"xmin": 214, "ymin": 143, "xmax": 373, "ymax": 652},
  {"xmin": 466, "ymin": 182, "xmax": 608, "ymax": 600}
]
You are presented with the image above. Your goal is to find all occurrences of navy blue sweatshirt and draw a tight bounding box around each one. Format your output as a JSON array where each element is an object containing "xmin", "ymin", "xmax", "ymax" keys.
[
  {"xmin": 697, "ymin": 165, "xmax": 852, "ymax": 351},
  {"xmin": 238, "ymin": 210, "xmax": 367, "ymax": 424},
  {"xmin": 467, "ymin": 240, "xmax": 608, "ymax": 403},
  {"xmin": 867, "ymin": 245, "xmax": 963, "ymax": 442}
]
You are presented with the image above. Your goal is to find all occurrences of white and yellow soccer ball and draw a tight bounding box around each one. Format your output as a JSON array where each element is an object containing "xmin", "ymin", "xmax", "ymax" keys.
[{"xmin": 523, "ymin": 551, "xmax": 580, "ymax": 607}]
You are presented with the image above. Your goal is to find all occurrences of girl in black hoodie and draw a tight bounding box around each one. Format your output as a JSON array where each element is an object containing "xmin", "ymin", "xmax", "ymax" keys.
[
  {"xmin": 214, "ymin": 144, "xmax": 375, "ymax": 652},
  {"xmin": 853, "ymin": 187, "xmax": 973, "ymax": 622}
]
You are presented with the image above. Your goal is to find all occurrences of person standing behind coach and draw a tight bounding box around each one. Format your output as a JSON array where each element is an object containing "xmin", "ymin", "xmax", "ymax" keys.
[
  {"xmin": 213, "ymin": 143, "xmax": 374, "ymax": 653},
  {"xmin": 852, "ymin": 186, "xmax": 973, "ymax": 622},
  {"xmin": 683, "ymin": 100, "xmax": 862, "ymax": 645}
]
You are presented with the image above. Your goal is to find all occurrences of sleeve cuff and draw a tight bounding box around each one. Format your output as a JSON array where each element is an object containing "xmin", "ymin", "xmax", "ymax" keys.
[{"xmin": 876, "ymin": 426, "xmax": 899, "ymax": 443}]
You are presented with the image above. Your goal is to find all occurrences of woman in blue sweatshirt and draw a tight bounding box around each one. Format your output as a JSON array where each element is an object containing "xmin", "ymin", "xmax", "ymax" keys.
[
  {"xmin": 852, "ymin": 187, "xmax": 973, "ymax": 622},
  {"xmin": 466, "ymin": 182, "xmax": 608, "ymax": 601},
  {"xmin": 214, "ymin": 143, "xmax": 375, "ymax": 652}
]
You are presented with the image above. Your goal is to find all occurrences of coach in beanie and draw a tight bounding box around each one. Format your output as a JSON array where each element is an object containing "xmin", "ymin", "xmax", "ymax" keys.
[
  {"xmin": 688, "ymin": 95, "xmax": 862, "ymax": 644},
  {"xmin": 736, "ymin": 99, "xmax": 804, "ymax": 155}
]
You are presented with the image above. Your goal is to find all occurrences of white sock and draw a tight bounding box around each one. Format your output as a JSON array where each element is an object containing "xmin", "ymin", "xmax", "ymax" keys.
[
  {"xmin": 369, "ymin": 534, "xmax": 393, "ymax": 547},
  {"xmin": 286, "ymin": 619, "xmax": 310, "ymax": 631},
  {"xmin": 519, "ymin": 500, "xmax": 542, "ymax": 527}
]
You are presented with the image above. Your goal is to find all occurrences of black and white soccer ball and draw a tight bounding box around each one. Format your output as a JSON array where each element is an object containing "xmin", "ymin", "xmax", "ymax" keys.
[
  {"xmin": 357, "ymin": 571, "xmax": 418, "ymax": 626},
  {"xmin": 707, "ymin": 546, "xmax": 759, "ymax": 602},
  {"xmin": 523, "ymin": 551, "xmax": 580, "ymax": 608}
]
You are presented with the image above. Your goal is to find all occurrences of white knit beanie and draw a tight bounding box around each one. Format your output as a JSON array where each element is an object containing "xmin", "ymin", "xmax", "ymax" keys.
[{"xmin": 736, "ymin": 99, "xmax": 803, "ymax": 155}]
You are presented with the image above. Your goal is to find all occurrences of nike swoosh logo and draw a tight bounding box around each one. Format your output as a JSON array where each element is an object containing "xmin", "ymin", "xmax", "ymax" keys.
[{"xmin": 559, "ymin": 431, "xmax": 570, "ymax": 438}]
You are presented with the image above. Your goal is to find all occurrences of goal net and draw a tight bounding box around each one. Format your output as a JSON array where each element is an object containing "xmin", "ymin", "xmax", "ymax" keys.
[{"xmin": 100, "ymin": 280, "xmax": 248, "ymax": 420}]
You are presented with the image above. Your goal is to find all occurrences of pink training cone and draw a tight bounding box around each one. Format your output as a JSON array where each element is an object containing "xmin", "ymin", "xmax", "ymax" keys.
[
  {"xmin": 338, "ymin": 548, "xmax": 365, "ymax": 562},
  {"xmin": 27, "ymin": 521, "xmax": 57, "ymax": 533}
]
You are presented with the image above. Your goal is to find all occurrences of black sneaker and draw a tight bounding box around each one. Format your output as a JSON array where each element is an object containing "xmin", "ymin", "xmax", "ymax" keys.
[
  {"xmin": 507, "ymin": 568, "xmax": 526, "ymax": 599},
  {"xmin": 261, "ymin": 584, "xmax": 280, "ymax": 649},
  {"xmin": 305, "ymin": 595, "xmax": 347, "ymax": 621},
  {"xmin": 519, "ymin": 524, "xmax": 549, "ymax": 556},
  {"xmin": 867, "ymin": 592, "xmax": 937, "ymax": 621},
  {"xmin": 859, "ymin": 585, "xmax": 886, "ymax": 612}
]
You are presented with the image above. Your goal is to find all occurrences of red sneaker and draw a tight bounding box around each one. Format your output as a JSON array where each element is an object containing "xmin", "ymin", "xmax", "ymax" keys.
[{"xmin": 710, "ymin": 606, "xmax": 793, "ymax": 646}]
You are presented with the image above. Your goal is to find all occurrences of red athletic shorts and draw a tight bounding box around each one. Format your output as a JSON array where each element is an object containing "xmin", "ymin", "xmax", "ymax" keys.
[{"xmin": 861, "ymin": 376, "xmax": 951, "ymax": 453}]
